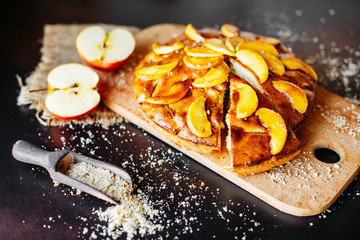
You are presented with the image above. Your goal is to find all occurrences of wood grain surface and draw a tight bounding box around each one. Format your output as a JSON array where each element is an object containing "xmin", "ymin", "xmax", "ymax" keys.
[{"xmin": 99, "ymin": 24, "xmax": 360, "ymax": 216}]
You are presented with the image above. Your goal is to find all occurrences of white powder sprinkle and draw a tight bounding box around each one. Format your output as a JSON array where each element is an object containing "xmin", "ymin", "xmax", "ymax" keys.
[
  {"xmin": 67, "ymin": 162, "xmax": 163, "ymax": 240},
  {"xmin": 328, "ymin": 9, "xmax": 336, "ymax": 16},
  {"xmin": 266, "ymin": 151, "xmax": 337, "ymax": 185},
  {"xmin": 316, "ymin": 104, "xmax": 360, "ymax": 138},
  {"xmin": 295, "ymin": 10, "xmax": 303, "ymax": 17}
]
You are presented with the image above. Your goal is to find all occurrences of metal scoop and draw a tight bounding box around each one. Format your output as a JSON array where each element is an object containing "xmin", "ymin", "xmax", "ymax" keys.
[{"xmin": 12, "ymin": 140, "xmax": 133, "ymax": 205}]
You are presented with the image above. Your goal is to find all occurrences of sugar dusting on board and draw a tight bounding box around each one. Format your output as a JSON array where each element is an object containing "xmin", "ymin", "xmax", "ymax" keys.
[{"xmin": 266, "ymin": 151, "xmax": 341, "ymax": 186}]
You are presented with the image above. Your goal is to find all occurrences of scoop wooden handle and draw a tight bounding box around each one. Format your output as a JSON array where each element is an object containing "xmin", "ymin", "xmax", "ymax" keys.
[{"xmin": 12, "ymin": 140, "xmax": 51, "ymax": 170}]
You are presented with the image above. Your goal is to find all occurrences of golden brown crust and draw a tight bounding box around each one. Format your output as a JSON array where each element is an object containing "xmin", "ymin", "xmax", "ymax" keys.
[
  {"xmin": 137, "ymin": 89, "xmax": 223, "ymax": 151},
  {"xmin": 141, "ymin": 109, "xmax": 220, "ymax": 154},
  {"xmin": 230, "ymin": 147, "xmax": 300, "ymax": 176}
]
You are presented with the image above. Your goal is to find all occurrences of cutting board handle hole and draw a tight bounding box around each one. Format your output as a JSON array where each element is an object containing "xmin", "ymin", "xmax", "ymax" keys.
[{"xmin": 314, "ymin": 148, "xmax": 340, "ymax": 164}]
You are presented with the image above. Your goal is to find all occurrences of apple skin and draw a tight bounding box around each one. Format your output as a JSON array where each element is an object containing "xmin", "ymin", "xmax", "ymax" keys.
[
  {"xmin": 45, "ymin": 101, "xmax": 100, "ymax": 120},
  {"xmin": 78, "ymin": 54, "xmax": 131, "ymax": 71}
]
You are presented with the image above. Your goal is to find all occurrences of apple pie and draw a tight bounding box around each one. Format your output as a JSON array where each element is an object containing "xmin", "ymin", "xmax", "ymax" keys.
[{"xmin": 133, "ymin": 23, "xmax": 317, "ymax": 175}]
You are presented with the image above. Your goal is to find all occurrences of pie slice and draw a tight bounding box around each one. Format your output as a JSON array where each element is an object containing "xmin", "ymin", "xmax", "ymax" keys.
[
  {"xmin": 226, "ymin": 75, "xmax": 300, "ymax": 174},
  {"xmin": 230, "ymin": 57, "xmax": 316, "ymax": 130}
]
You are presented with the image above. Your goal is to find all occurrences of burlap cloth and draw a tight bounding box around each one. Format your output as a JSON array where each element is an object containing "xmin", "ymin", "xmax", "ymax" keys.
[{"xmin": 17, "ymin": 24, "xmax": 141, "ymax": 126}]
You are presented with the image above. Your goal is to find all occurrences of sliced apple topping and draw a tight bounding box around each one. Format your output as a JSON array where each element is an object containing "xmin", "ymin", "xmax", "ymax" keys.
[
  {"xmin": 184, "ymin": 46, "xmax": 223, "ymax": 58},
  {"xmin": 135, "ymin": 60, "xmax": 178, "ymax": 81},
  {"xmin": 259, "ymin": 36, "xmax": 281, "ymax": 46},
  {"xmin": 185, "ymin": 23, "xmax": 205, "ymax": 42},
  {"xmin": 152, "ymin": 40, "xmax": 185, "ymax": 55},
  {"xmin": 261, "ymin": 51, "xmax": 285, "ymax": 75},
  {"xmin": 255, "ymin": 108, "xmax": 287, "ymax": 155},
  {"xmin": 183, "ymin": 55, "xmax": 224, "ymax": 70},
  {"xmin": 187, "ymin": 96, "xmax": 212, "ymax": 138},
  {"xmin": 233, "ymin": 83, "xmax": 259, "ymax": 118},
  {"xmin": 229, "ymin": 59, "xmax": 260, "ymax": 91},
  {"xmin": 281, "ymin": 57, "xmax": 318, "ymax": 81},
  {"xmin": 204, "ymin": 38, "xmax": 236, "ymax": 56},
  {"xmin": 235, "ymin": 40, "xmax": 284, "ymax": 75},
  {"xmin": 236, "ymin": 40, "xmax": 279, "ymax": 56},
  {"xmin": 235, "ymin": 49, "xmax": 269, "ymax": 84},
  {"xmin": 220, "ymin": 24, "xmax": 239, "ymax": 37},
  {"xmin": 192, "ymin": 61, "xmax": 230, "ymax": 88},
  {"xmin": 143, "ymin": 52, "xmax": 165, "ymax": 63},
  {"xmin": 217, "ymin": 60, "xmax": 231, "ymax": 73},
  {"xmin": 146, "ymin": 80, "xmax": 190, "ymax": 105},
  {"xmin": 234, "ymin": 83, "xmax": 259, "ymax": 119},
  {"xmin": 225, "ymin": 36, "xmax": 247, "ymax": 52},
  {"xmin": 273, "ymin": 80, "xmax": 308, "ymax": 114}
]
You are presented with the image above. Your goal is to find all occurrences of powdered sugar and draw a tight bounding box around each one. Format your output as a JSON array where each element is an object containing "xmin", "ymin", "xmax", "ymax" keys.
[
  {"xmin": 316, "ymin": 102, "xmax": 360, "ymax": 138},
  {"xmin": 266, "ymin": 151, "xmax": 338, "ymax": 185}
]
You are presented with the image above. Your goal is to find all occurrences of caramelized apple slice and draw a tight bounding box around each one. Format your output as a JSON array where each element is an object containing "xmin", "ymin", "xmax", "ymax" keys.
[
  {"xmin": 192, "ymin": 62, "xmax": 230, "ymax": 88},
  {"xmin": 204, "ymin": 38, "xmax": 236, "ymax": 56},
  {"xmin": 259, "ymin": 36, "xmax": 281, "ymax": 46},
  {"xmin": 235, "ymin": 49, "xmax": 269, "ymax": 84},
  {"xmin": 261, "ymin": 51, "xmax": 285, "ymax": 75},
  {"xmin": 255, "ymin": 108, "xmax": 287, "ymax": 155},
  {"xmin": 217, "ymin": 60, "xmax": 231, "ymax": 73},
  {"xmin": 187, "ymin": 96, "xmax": 212, "ymax": 137},
  {"xmin": 225, "ymin": 36, "xmax": 247, "ymax": 52},
  {"xmin": 146, "ymin": 80, "xmax": 190, "ymax": 104},
  {"xmin": 220, "ymin": 24, "xmax": 239, "ymax": 37},
  {"xmin": 184, "ymin": 46, "xmax": 223, "ymax": 58},
  {"xmin": 185, "ymin": 23, "xmax": 205, "ymax": 42},
  {"xmin": 273, "ymin": 80, "xmax": 308, "ymax": 114},
  {"xmin": 183, "ymin": 55, "xmax": 224, "ymax": 70},
  {"xmin": 230, "ymin": 59, "xmax": 260, "ymax": 91},
  {"xmin": 135, "ymin": 60, "xmax": 178, "ymax": 81},
  {"xmin": 152, "ymin": 40, "xmax": 185, "ymax": 55},
  {"xmin": 235, "ymin": 83, "xmax": 259, "ymax": 119},
  {"xmin": 281, "ymin": 57, "xmax": 318, "ymax": 81},
  {"xmin": 236, "ymin": 40, "xmax": 279, "ymax": 56},
  {"xmin": 145, "ymin": 52, "xmax": 165, "ymax": 63}
]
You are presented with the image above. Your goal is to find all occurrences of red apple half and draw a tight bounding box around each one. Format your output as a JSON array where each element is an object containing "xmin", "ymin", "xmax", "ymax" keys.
[
  {"xmin": 45, "ymin": 63, "xmax": 101, "ymax": 120},
  {"xmin": 76, "ymin": 25, "xmax": 136, "ymax": 71}
]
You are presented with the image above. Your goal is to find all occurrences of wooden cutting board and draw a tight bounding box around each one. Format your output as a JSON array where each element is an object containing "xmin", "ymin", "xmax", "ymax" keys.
[{"xmin": 98, "ymin": 24, "xmax": 360, "ymax": 216}]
